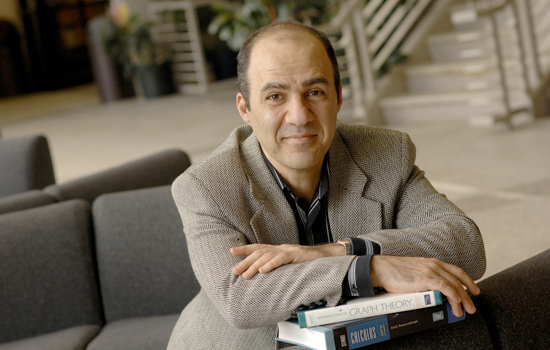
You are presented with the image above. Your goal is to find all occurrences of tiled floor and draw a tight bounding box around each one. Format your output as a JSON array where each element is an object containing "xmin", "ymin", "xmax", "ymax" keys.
[{"xmin": 1, "ymin": 80, "xmax": 549, "ymax": 281}]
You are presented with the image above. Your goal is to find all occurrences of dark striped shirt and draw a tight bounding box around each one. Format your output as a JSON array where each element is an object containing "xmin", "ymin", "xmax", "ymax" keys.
[{"xmin": 261, "ymin": 150, "xmax": 379, "ymax": 297}]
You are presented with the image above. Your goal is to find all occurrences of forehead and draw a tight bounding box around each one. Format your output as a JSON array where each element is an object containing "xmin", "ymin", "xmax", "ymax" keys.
[{"xmin": 248, "ymin": 29, "xmax": 333, "ymax": 88}]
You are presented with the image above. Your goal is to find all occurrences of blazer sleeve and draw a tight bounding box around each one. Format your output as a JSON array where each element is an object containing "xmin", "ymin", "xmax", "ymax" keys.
[
  {"xmin": 172, "ymin": 171, "xmax": 356, "ymax": 329},
  {"xmin": 363, "ymin": 132, "xmax": 487, "ymax": 280}
]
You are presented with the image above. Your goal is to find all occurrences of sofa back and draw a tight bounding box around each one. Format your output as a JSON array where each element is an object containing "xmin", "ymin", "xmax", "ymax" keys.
[
  {"xmin": 0, "ymin": 200, "xmax": 103, "ymax": 343},
  {"xmin": 0, "ymin": 190, "xmax": 56, "ymax": 215},
  {"xmin": 44, "ymin": 149, "xmax": 190, "ymax": 203},
  {"xmin": 0, "ymin": 134, "xmax": 55, "ymax": 198},
  {"xmin": 92, "ymin": 186, "xmax": 200, "ymax": 323}
]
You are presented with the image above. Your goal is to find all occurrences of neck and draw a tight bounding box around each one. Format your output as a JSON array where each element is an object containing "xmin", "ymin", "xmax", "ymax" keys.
[
  {"xmin": 280, "ymin": 167, "xmax": 322, "ymax": 205},
  {"xmin": 265, "ymin": 156, "xmax": 324, "ymax": 205}
]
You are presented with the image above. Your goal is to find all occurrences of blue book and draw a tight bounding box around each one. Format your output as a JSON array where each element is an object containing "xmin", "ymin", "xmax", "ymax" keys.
[
  {"xmin": 278, "ymin": 301, "xmax": 465, "ymax": 350},
  {"xmin": 297, "ymin": 291, "xmax": 443, "ymax": 328}
]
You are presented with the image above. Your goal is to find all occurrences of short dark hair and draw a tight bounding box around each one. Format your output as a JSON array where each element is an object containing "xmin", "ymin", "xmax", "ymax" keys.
[{"xmin": 236, "ymin": 21, "xmax": 341, "ymax": 109}]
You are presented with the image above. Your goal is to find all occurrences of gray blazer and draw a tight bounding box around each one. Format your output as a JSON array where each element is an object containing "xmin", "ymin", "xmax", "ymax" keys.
[{"xmin": 167, "ymin": 122, "xmax": 486, "ymax": 350}]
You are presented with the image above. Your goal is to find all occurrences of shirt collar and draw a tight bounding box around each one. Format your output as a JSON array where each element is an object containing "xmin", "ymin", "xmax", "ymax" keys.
[{"xmin": 260, "ymin": 147, "xmax": 330, "ymax": 204}]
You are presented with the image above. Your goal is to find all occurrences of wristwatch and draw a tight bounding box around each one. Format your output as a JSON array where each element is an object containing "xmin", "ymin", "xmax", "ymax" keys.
[{"xmin": 336, "ymin": 239, "xmax": 352, "ymax": 256}]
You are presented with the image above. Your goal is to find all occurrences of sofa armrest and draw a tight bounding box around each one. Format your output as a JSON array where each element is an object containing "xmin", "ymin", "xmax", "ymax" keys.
[{"xmin": 474, "ymin": 248, "xmax": 550, "ymax": 349}]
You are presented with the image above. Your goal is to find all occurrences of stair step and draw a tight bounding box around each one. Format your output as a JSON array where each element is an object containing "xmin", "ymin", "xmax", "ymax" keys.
[
  {"xmin": 404, "ymin": 58, "xmax": 527, "ymax": 93},
  {"xmin": 448, "ymin": 0, "xmax": 549, "ymax": 31},
  {"xmin": 427, "ymin": 29, "xmax": 520, "ymax": 62},
  {"xmin": 379, "ymin": 90, "xmax": 530, "ymax": 124},
  {"xmin": 405, "ymin": 50, "xmax": 550, "ymax": 92}
]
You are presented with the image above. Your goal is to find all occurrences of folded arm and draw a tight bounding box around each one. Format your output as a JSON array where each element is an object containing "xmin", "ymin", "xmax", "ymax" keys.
[{"xmin": 173, "ymin": 172, "xmax": 355, "ymax": 329}]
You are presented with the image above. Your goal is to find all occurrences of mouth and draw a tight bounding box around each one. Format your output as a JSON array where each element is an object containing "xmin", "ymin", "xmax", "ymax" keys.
[{"xmin": 283, "ymin": 134, "xmax": 317, "ymax": 144}]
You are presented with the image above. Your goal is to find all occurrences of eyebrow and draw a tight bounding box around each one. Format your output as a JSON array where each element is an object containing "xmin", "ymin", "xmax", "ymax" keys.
[
  {"xmin": 261, "ymin": 82, "xmax": 290, "ymax": 94},
  {"xmin": 260, "ymin": 77, "xmax": 330, "ymax": 94},
  {"xmin": 303, "ymin": 77, "xmax": 329, "ymax": 88}
]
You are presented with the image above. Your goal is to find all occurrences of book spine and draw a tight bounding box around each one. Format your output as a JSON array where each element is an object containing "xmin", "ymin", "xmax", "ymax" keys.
[
  {"xmin": 331, "ymin": 302, "xmax": 465, "ymax": 350},
  {"xmin": 299, "ymin": 291, "xmax": 442, "ymax": 328}
]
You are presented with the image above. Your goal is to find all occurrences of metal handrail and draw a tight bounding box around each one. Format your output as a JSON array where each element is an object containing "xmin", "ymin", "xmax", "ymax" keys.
[
  {"xmin": 329, "ymin": 0, "xmax": 548, "ymax": 125},
  {"xmin": 471, "ymin": 0, "xmax": 542, "ymax": 126},
  {"xmin": 330, "ymin": 0, "xmax": 436, "ymax": 123},
  {"xmin": 330, "ymin": 0, "xmax": 362, "ymax": 29}
]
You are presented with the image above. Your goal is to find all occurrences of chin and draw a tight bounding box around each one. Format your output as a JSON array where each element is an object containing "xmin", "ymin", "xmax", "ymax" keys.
[{"xmin": 285, "ymin": 154, "xmax": 323, "ymax": 170}]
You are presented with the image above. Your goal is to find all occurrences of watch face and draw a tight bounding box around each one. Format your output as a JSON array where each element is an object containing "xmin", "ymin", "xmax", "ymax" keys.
[{"xmin": 338, "ymin": 240, "xmax": 351, "ymax": 255}]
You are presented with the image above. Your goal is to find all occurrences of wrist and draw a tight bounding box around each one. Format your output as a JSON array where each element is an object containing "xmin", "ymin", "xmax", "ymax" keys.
[
  {"xmin": 370, "ymin": 255, "xmax": 382, "ymax": 288},
  {"xmin": 336, "ymin": 239, "xmax": 352, "ymax": 255},
  {"xmin": 324, "ymin": 242, "xmax": 347, "ymax": 256}
]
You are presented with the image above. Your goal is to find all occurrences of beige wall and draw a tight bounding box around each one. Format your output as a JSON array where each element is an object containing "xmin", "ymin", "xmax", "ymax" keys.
[
  {"xmin": 126, "ymin": 0, "xmax": 149, "ymax": 17},
  {"xmin": 0, "ymin": 0, "xmax": 23, "ymax": 32}
]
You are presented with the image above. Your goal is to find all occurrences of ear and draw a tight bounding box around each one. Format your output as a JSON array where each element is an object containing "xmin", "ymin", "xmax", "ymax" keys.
[
  {"xmin": 236, "ymin": 93, "xmax": 251, "ymax": 125},
  {"xmin": 336, "ymin": 84, "xmax": 343, "ymax": 113}
]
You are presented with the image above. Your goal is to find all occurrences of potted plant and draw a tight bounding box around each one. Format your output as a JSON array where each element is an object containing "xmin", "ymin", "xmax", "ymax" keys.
[
  {"xmin": 99, "ymin": 1, "xmax": 175, "ymax": 98},
  {"xmin": 207, "ymin": 0, "xmax": 338, "ymax": 51}
]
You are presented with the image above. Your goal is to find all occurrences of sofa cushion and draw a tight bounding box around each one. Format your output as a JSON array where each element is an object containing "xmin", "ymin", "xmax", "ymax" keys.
[
  {"xmin": 0, "ymin": 325, "xmax": 100, "ymax": 350},
  {"xmin": 0, "ymin": 190, "xmax": 56, "ymax": 215},
  {"xmin": 0, "ymin": 134, "xmax": 55, "ymax": 198},
  {"xmin": 44, "ymin": 149, "xmax": 190, "ymax": 202},
  {"xmin": 474, "ymin": 248, "xmax": 550, "ymax": 349},
  {"xmin": 86, "ymin": 315, "xmax": 179, "ymax": 350},
  {"xmin": 92, "ymin": 186, "xmax": 200, "ymax": 322},
  {"xmin": 0, "ymin": 200, "xmax": 103, "ymax": 343},
  {"xmin": 363, "ymin": 311, "xmax": 491, "ymax": 349}
]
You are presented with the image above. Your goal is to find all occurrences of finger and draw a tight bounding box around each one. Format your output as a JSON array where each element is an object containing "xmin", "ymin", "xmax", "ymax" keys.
[
  {"xmin": 241, "ymin": 252, "xmax": 277, "ymax": 279},
  {"xmin": 230, "ymin": 244, "xmax": 266, "ymax": 256},
  {"xmin": 458, "ymin": 290, "xmax": 476, "ymax": 314},
  {"xmin": 442, "ymin": 262, "xmax": 481, "ymax": 296},
  {"xmin": 430, "ymin": 267, "xmax": 477, "ymax": 315},
  {"xmin": 448, "ymin": 298, "xmax": 464, "ymax": 318},
  {"xmin": 232, "ymin": 249, "xmax": 266, "ymax": 275},
  {"xmin": 258, "ymin": 253, "xmax": 291, "ymax": 274},
  {"xmin": 437, "ymin": 264, "xmax": 479, "ymax": 314}
]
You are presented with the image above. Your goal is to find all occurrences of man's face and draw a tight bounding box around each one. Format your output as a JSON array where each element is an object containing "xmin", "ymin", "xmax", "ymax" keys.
[{"xmin": 237, "ymin": 30, "xmax": 342, "ymax": 179}]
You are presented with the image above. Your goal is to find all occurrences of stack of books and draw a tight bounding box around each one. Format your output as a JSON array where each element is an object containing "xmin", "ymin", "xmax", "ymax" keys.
[{"xmin": 277, "ymin": 291, "xmax": 465, "ymax": 350}]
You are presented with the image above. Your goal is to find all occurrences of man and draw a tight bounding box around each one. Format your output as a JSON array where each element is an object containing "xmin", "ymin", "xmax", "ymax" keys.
[{"xmin": 167, "ymin": 22, "xmax": 485, "ymax": 350}]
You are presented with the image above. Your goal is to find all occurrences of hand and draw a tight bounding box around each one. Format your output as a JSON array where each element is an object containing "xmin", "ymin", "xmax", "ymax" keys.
[
  {"xmin": 370, "ymin": 255, "xmax": 481, "ymax": 317},
  {"xmin": 230, "ymin": 243, "xmax": 345, "ymax": 279}
]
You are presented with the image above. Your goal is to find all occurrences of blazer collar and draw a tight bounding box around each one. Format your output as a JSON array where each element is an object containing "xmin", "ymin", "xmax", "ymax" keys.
[
  {"xmin": 239, "ymin": 124, "xmax": 381, "ymax": 245},
  {"xmin": 328, "ymin": 127, "xmax": 370, "ymax": 197},
  {"xmin": 241, "ymin": 131, "xmax": 299, "ymax": 245},
  {"xmin": 327, "ymin": 126, "xmax": 383, "ymax": 240}
]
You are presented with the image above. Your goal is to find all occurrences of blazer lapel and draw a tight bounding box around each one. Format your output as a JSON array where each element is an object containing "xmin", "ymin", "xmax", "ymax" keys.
[
  {"xmin": 327, "ymin": 130, "xmax": 383, "ymax": 240},
  {"xmin": 241, "ymin": 133, "xmax": 300, "ymax": 246}
]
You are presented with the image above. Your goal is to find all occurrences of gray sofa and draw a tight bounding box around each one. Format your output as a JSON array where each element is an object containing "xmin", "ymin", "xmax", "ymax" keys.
[
  {"xmin": 0, "ymin": 186, "xmax": 200, "ymax": 350},
  {"xmin": 0, "ymin": 134, "xmax": 55, "ymax": 198},
  {"xmin": 1, "ymin": 185, "xmax": 548, "ymax": 349},
  {"xmin": 0, "ymin": 147, "xmax": 190, "ymax": 215}
]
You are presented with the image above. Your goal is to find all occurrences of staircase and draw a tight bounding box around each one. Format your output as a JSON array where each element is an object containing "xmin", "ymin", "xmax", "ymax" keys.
[
  {"xmin": 332, "ymin": 0, "xmax": 550, "ymax": 127},
  {"xmin": 148, "ymin": 0, "xmax": 212, "ymax": 95}
]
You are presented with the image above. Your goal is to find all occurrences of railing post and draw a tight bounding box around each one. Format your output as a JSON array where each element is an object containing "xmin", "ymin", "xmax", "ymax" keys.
[
  {"xmin": 513, "ymin": 0, "xmax": 541, "ymax": 91},
  {"xmin": 489, "ymin": 11, "xmax": 514, "ymax": 127},
  {"xmin": 341, "ymin": 22, "xmax": 366, "ymax": 120},
  {"xmin": 352, "ymin": 9, "xmax": 377, "ymax": 102}
]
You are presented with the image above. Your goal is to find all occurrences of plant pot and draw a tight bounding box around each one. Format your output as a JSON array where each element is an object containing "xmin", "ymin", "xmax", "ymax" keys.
[{"xmin": 136, "ymin": 61, "xmax": 176, "ymax": 99}]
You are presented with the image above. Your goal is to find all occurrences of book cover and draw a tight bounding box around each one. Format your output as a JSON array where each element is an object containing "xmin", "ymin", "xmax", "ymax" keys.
[
  {"xmin": 278, "ymin": 301, "xmax": 465, "ymax": 350},
  {"xmin": 297, "ymin": 290, "xmax": 442, "ymax": 328}
]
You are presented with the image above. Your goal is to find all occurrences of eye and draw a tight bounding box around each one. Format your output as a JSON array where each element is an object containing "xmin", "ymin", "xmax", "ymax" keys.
[
  {"xmin": 308, "ymin": 89, "xmax": 325, "ymax": 98},
  {"xmin": 267, "ymin": 93, "xmax": 281, "ymax": 101}
]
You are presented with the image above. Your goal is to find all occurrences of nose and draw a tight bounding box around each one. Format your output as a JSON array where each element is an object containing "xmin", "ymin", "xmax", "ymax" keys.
[{"xmin": 285, "ymin": 95, "xmax": 313, "ymax": 126}]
